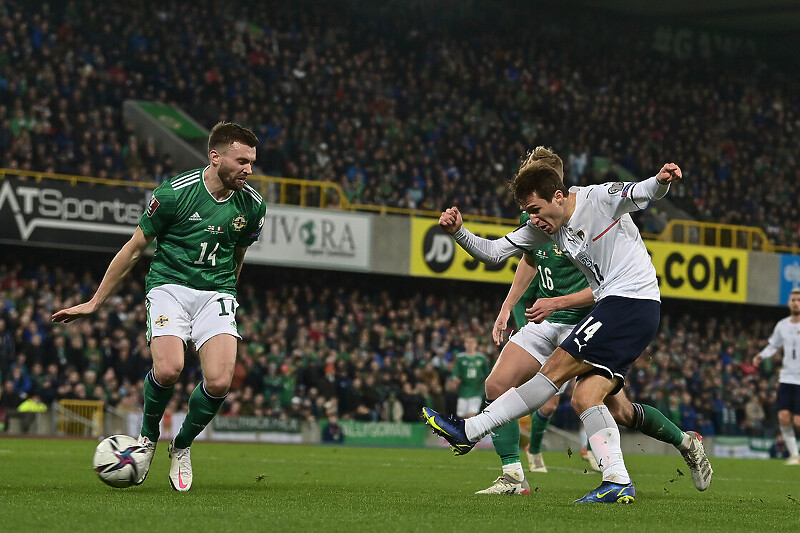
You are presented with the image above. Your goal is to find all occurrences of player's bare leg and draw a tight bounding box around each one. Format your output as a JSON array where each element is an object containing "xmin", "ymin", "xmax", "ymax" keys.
[
  {"xmin": 137, "ymin": 335, "xmax": 184, "ymax": 485},
  {"xmin": 572, "ymin": 374, "xmax": 635, "ymax": 503},
  {"xmin": 779, "ymin": 409, "xmax": 800, "ymax": 465},
  {"xmin": 169, "ymin": 333, "xmax": 237, "ymax": 491},
  {"xmin": 477, "ymin": 343, "xmax": 540, "ymax": 495},
  {"xmin": 604, "ymin": 390, "xmax": 712, "ymax": 490}
]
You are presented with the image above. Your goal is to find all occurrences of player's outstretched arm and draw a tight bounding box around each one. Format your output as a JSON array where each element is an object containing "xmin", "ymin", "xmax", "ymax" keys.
[
  {"xmin": 526, "ymin": 287, "xmax": 594, "ymax": 324},
  {"xmin": 606, "ymin": 163, "xmax": 684, "ymax": 218},
  {"xmin": 493, "ymin": 254, "xmax": 537, "ymax": 345},
  {"xmin": 449, "ymin": 217, "xmax": 547, "ymax": 265},
  {"xmin": 52, "ymin": 227, "xmax": 153, "ymax": 323}
]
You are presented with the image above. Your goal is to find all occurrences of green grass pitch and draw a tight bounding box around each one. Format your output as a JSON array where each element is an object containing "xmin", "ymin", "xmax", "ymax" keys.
[{"xmin": 1, "ymin": 438, "xmax": 798, "ymax": 532}]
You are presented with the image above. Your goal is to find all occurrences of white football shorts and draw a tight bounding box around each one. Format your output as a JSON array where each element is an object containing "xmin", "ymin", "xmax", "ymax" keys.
[
  {"xmin": 145, "ymin": 284, "xmax": 241, "ymax": 349},
  {"xmin": 456, "ymin": 396, "xmax": 484, "ymax": 418},
  {"xmin": 509, "ymin": 320, "xmax": 575, "ymax": 366}
]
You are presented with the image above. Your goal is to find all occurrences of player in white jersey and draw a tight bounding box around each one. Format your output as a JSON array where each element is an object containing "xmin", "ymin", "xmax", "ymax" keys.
[
  {"xmin": 755, "ymin": 288, "xmax": 800, "ymax": 465},
  {"xmin": 422, "ymin": 159, "xmax": 712, "ymax": 503}
]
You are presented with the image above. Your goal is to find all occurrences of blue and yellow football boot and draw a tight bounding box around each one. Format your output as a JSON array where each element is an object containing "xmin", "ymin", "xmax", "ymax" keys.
[
  {"xmin": 574, "ymin": 480, "xmax": 636, "ymax": 504},
  {"xmin": 421, "ymin": 407, "xmax": 475, "ymax": 455}
]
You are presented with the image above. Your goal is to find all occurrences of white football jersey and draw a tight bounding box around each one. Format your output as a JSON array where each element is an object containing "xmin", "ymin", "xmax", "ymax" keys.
[
  {"xmin": 454, "ymin": 176, "xmax": 669, "ymax": 302},
  {"xmin": 760, "ymin": 317, "xmax": 800, "ymax": 385}
]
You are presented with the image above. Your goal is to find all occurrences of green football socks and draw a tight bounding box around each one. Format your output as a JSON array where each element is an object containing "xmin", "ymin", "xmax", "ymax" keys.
[
  {"xmin": 633, "ymin": 402, "xmax": 684, "ymax": 447},
  {"xmin": 528, "ymin": 409, "xmax": 551, "ymax": 454},
  {"xmin": 484, "ymin": 397, "xmax": 522, "ymax": 465},
  {"xmin": 140, "ymin": 369, "xmax": 175, "ymax": 442},
  {"xmin": 173, "ymin": 382, "xmax": 226, "ymax": 449}
]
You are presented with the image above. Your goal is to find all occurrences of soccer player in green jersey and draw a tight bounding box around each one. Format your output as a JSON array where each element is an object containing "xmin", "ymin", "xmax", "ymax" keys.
[
  {"xmin": 477, "ymin": 233, "xmax": 596, "ymax": 494},
  {"xmin": 53, "ymin": 122, "xmax": 267, "ymax": 491},
  {"xmin": 452, "ymin": 336, "xmax": 490, "ymax": 417},
  {"xmin": 470, "ymin": 147, "xmax": 712, "ymax": 495},
  {"xmin": 509, "ymin": 213, "xmax": 601, "ymax": 474}
]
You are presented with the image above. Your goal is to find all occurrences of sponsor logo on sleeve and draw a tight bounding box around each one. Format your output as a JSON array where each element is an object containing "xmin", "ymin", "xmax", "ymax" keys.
[
  {"xmin": 249, "ymin": 216, "xmax": 265, "ymax": 239},
  {"xmin": 146, "ymin": 196, "xmax": 160, "ymax": 217},
  {"xmin": 607, "ymin": 182, "xmax": 624, "ymax": 194},
  {"xmin": 620, "ymin": 183, "xmax": 634, "ymax": 198}
]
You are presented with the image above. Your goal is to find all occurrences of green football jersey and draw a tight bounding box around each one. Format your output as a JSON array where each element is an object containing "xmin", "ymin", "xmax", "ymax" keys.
[
  {"xmin": 139, "ymin": 167, "xmax": 267, "ymax": 296},
  {"xmin": 452, "ymin": 353, "xmax": 490, "ymax": 398},
  {"xmin": 512, "ymin": 212, "xmax": 591, "ymax": 326}
]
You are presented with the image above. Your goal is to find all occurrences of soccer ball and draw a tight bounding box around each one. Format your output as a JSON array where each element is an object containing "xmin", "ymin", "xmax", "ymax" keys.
[{"xmin": 93, "ymin": 435, "xmax": 149, "ymax": 488}]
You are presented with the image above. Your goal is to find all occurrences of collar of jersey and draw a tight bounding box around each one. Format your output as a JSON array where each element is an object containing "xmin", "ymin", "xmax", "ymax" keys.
[{"xmin": 201, "ymin": 166, "xmax": 235, "ymax": 203}]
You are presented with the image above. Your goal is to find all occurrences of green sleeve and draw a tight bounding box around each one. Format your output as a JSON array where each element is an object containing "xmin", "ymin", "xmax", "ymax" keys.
[
  {"xmin": 237, "ymin": 202, "xmax": 267, "ymax": 247},
  {"xmin": 452, "ymin": 357, "xmax": 463, "ymax": 379},
  {"xmin": 139, "ymin": 184, "xmax": 176, "ymax": 237},
  {"xmin": 511, "ymin": 282, "xmax": 539, "ymax": 330}
]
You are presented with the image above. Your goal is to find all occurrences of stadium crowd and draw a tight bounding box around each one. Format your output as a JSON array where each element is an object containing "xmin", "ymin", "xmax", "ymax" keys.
[
  {"xmin": 0, "ymin": 254, "xmax": 789, "ymax": 438},
  {"xmin": 1, "ymin": 1, "xmax": 799, "ymax": 247}
]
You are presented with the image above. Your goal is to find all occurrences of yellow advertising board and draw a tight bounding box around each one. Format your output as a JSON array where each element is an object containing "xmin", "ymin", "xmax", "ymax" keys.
[
  {"xmin": 410, "ymin": 218, "xmax": 749, "ymax": 302},
  {"xmin": 646, "ymin": 241, "xmax": 748, "ymax": 302},
  {"xmin": 410, "ymin": 218, "xmax": 520, "ymax": 283}
]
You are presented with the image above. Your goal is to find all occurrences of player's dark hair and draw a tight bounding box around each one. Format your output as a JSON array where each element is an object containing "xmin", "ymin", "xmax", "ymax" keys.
[
  {"xmin": 509, "ymin": 159, "xmax": 568, "ymax": 206},
  {"xmin": 208, "ymin": 122, "xmax": 259, "ymax": 153}
]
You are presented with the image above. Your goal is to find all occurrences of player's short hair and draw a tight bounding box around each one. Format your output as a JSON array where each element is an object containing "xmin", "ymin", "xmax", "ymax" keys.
[
  {"xmin": 509, "ymin": 159, "xmax": 568, "ymax": 206},
  {"xmin": 519, "ymin": 146, "xmax": 564, "ymax": 179},
  {"xmin": 791, "ymin": 288, "xmax": 800, "ymax": 296},
  {"xmin": 208, "ymin": 122, "xmax": 259, "ymax": 153}
]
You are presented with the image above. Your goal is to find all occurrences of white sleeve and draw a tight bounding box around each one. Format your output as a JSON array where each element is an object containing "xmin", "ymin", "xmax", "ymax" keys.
[
  {"xmin": 452, "ymin": 224, "xmax": 547, "ymax": 264},
  {"xmin": 759, "ymin": 324, "xmax": 784, "ymax": 359},
  {"xmin": 598, "ymin": 176, "xmax": 670, "ymax": 219},
  {"xmin": 758, "ymin": 344, "xmax": 779, "ymax": 359}
]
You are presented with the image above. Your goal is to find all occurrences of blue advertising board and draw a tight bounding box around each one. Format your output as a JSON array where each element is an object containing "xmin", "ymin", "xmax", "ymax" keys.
[{"xmin": 779, "ymin": 254, "xmax": 800, "ymax": 304}]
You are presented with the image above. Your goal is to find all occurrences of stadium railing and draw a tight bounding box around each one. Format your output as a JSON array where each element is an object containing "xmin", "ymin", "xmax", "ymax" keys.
[
  {"xmin": 56, "ymin": 400, "xmax": 104, "ymax": 437},
  {"xmin": 2, "ymin": 169, "xmax": 797, "ymax": 253},
  {"xmin": 641, "ymin": 220, "xmax": 798, "ymax": 254}
]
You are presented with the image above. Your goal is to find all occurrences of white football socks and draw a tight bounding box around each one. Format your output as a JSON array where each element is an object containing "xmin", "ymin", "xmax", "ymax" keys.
[
  {"xmin": 581, "ymin": 405, "xmax": 630, "ymax": 485},
  {"xmin": 677, "ymin": 432, "xmax": 691, "ymax": 452},
  {"xmin": 502, "ymin": 462, "xmax": 524, "ymax": 481},
  {"xmin": 781, "ymin": 425, "xmax": 800, "ymax": 457},
  {"xmin": 464, "ymin": 373, "xmax": 559, "ymax": 442}
]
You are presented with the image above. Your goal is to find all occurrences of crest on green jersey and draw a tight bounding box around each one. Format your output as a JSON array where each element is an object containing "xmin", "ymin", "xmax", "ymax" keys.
[{"xmin": 232, "ymin": 215, "xmax": 247, "ymax": 230}]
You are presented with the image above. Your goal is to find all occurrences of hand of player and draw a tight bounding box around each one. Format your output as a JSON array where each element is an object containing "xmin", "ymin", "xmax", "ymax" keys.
[
  {"xmin": 52, "ymin": 301, "xmax": 99, "ymax": 323},
  {"xmin": 493, "ymin": 308, "xmax": 511, "ymax": 345},
  {"xmin": 753, "ymin": 354, "xmax": 762, "ymax": 367},
  {"xmin": 656, "ymin": 163, "xmax": 682, "ymax": 184},
  {"xmin": 526, "ymin": 298, "xmax": 559, "ymax": 324},
  {"xmin": 438, "ymin": 206, "xmax": 463, "ymax": 235}
]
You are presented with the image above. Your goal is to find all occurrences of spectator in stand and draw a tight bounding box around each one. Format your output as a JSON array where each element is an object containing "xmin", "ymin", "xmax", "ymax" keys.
[
  {"xmin": 1, "ymin": 1, "xmax": 799, "ymax": 247},
  {"xmin": 0, "ymin": 249, "xmax": 793, "ymax": 450},
  {"xmin": 321, "ymin": 414, "xmax": 344, "ymax": 444}
]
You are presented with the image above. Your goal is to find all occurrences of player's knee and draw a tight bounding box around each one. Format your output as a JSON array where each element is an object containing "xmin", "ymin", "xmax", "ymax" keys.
[
  {"xmin": 204, "ymin": 377, "xmax": 231, "ymax": 397},
  {"xmin": 153, "ymin": 362, "xmax": 183, "ymax": 386},
  {"xmin": 778, "ymin": 411, "xmax": 792, "ymax": 426},
  {"xmin": 484, "ymin": 376, "xmax": 510, "ymax": 401}
]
